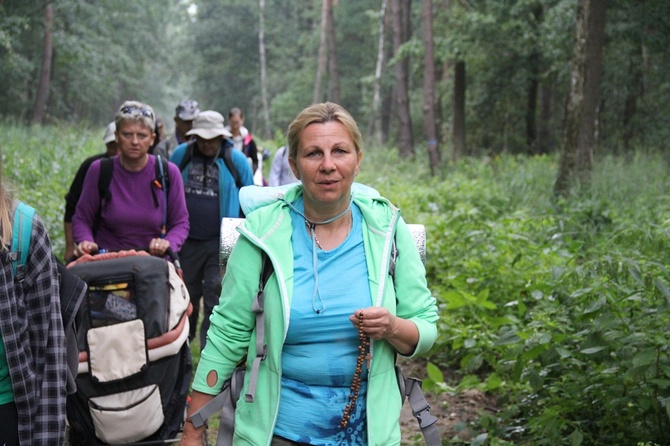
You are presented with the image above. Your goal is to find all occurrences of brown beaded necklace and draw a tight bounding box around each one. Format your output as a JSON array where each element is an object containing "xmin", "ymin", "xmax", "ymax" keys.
[{"xmin": 340, "ymin": 311, "xmax": 370, "ymax": 429}]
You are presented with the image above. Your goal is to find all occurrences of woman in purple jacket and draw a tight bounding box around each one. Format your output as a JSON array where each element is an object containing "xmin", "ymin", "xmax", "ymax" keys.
[{"xmin": 72, "ymin": 101, "xmax": 189, "ymax": 258}]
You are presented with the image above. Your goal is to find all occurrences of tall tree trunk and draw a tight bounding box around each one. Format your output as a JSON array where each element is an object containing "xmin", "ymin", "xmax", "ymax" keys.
[
  {"xmin": 32, "ymin": 0, "xmax": 53, "ymax": 125},
  {"xmin": 577, "ymin": 0, "xmax": 605, "ymax": 170},
  {"xmin": 525, "ymin": 3, "xmax": 542, "ymax": 154},
  {"xmin": 622, "ymin": 44, "xmax": 643, "ymax": 151},
  {"xmin": 537, "ymin": 82, "xmax": 552, "ymax": 154},
  {"xmin": 258, "ymin": 0, "xmax": 271, "ymax": 138},
  {"xmin": 554, "ymin": 0, "xmax": 606, "ymax": 197},
  {"xmin": 452, "ymin": 61, "xmax": 466, "ymax": 160},
  {"xmin": 367, "ymin": 0, "xmax": 387, "ymax": 145},
  {"xmin": 392, "ymin": 0, "xmax": 413, "ymax": 157},
  {"xmin": 327, "ymin": 0, "xmax": 340, "ymax": 103},
  {"xmin": 422, "ymin": 0, "xmax": 440, "ymax": 175},
  {"xmin": 313, "ymin": 0, "xmax": 329, "ymax": 104}
]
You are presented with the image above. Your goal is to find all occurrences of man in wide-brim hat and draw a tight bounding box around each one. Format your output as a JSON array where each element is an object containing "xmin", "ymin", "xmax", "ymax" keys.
[{"xmin": 170, "ymin": 111, "xmax": 255, "ymax": 350}]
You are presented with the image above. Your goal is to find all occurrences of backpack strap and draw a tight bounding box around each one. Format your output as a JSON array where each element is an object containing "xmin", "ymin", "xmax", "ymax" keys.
[
  {"xmin": 10, "ymin": 201, "xmax": 36, "ymax": 283},
  {"xmin": 154, "ymin": 155, "xmax": 170, "ymax": 238},
  {"xmin": 245, "ymin": 252, "xmax": 272, "ymax": 402},
  {"xmin": 222, "ymin": 143, "xmax": 243, "ymax": 190},
  {"xmin": 95, "ymin": 157, "xmax": 114, "ymax": 235},
  {"xmin": 396, "ymin": 365, "xmax": 441, "ymax": 445},
  {"xmin": 190, "ymin": 252, "xmax": 273, "ymax": 439}
]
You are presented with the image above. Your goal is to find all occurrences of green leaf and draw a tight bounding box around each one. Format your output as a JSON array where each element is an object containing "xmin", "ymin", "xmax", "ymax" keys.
[
  {"xmin": 633, "ymin": 349, "xmax": 658, "ymax": 367},
  {"xmin": 581, "ymin": 346, "xmax": 607, "ymax": 355},
  {"xmin": 569, "ymin": 429, "xmax": 584, "ymax": 446},
  {"xmin": 426, "ymin": 362, "xmax": 444, "ymax": 384}
]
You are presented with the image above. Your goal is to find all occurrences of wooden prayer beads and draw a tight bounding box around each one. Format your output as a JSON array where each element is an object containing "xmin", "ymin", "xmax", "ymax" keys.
[{"xmin": 340, "ymin": 311, "xmax": 370, "ymax": 429}]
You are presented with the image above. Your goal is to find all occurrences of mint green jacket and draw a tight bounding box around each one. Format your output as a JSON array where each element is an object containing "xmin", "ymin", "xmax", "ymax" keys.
[{"xmin": 193, "ymin": 184, "xmax": 438, "ymax": 446}]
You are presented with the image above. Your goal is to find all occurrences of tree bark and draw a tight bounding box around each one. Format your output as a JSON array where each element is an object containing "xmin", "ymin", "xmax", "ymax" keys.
[
  {"xmin": 313, "ymin": 0, "xmax": 329, "ymax": 104},
  {"xmin": 32, "ymin": 0, "xmax": 54, "ymax": 125},
  {"xmin": 537, "ymin": 82, "xmax": 552, "ymax": 154},
  {"xmin": 367, "ymin": 0, "xmax": 388, "ymax": 145},
  {"xmin": 622, "ymin": 44, "xmax": 643, "ymax": 151},
  {"xmin": 327, "ymin": 0, "xmax": 340, "ymax": 104},
  {"xmin": 554, "ymin": 0, "xmax": 606, "ymax": 197},
  {"xmin": 392, "ymin": 0, "xmax": 413, "ymax": 157},
  {"xmin": 525, "ymin": 3, "xmax": 543, "ymax": 154},
  {"xmin": 452, "ymin": 61, "xmax": 466, "ymax": 160},
  {"xmin": 422, "ymin": 0, "xmax": 440, "ymax": 175},
  {"xmin": 258, "ymin": 0, "xmax": 271, "ymax": 138}
]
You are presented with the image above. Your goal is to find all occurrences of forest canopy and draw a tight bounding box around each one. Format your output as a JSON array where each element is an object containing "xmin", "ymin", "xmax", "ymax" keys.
[{"xmin": 2, "ymin": 0, "xmax": 669, "ymax": 160}]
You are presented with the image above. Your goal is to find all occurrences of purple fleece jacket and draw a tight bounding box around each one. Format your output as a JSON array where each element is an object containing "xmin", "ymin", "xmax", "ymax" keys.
[{"xmin": 72, "ymin": 155, "xmax": 189, "ymax": 252}]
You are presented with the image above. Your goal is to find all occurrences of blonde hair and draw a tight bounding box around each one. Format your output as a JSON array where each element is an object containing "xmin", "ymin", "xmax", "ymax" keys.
[
  {"xmin": 0, "ymin": 161, "xmax": 13, "ymax": 249},
  {"xmin": 115, "ymin": 100, "xmax": 156, "ymax": 132},
  {"xmin": 286, "ymin": 102, "xmax": 363, "ymax": 161}
]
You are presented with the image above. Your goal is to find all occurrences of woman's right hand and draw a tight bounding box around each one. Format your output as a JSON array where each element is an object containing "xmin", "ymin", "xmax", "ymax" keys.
[{"xmin": 74, "ymin": 240, "xmax": 98, "ymax": 258}]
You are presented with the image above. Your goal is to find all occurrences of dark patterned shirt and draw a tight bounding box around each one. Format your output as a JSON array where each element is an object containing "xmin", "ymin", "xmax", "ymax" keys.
[{"xmin": 0, "ymin": 211, "xmax": 66, "ymax": 445}]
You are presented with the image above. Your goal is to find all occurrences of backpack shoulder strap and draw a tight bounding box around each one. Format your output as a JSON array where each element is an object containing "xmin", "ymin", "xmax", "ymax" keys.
[
  {"xmin": 245, "ymin": 252, "xmax": 272, "ymax": 402},
  {"xmin": 94, "ymin": 157, "xmax": 114, "ymax": 235},
  {"xmin": 177, "ymin": 140, "xmax": 197, "ymax": 172},
  {"xmin": 396, "ymin": 365, "xmax": 441, "ymax": 445},
  {"xmin": 98, "ymin": 157, "xmax": 114, "ymax": 203},
  {"xmin": 11, "ymin": 201, "xmax": 36, "ymax": 282},
  {"xmin": 154, "ymin": 155, "xmax": 170, "ymax": 238},
  {"xmin": 222, "ymin": 144, "xmax": 243, "ymax": 189},
  {"xmin": 191, "ymin": 252, "xmax": 273, "ymax": 432}
]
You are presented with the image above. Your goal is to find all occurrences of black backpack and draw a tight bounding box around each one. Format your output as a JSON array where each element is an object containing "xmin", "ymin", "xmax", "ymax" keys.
[
  {"xmin": 10, "ymin": 202, "xmax": 87, "ymax": 394},
  {"xmin": 177, "ymin": 140, "xmax": 243, "ymax": 189}
]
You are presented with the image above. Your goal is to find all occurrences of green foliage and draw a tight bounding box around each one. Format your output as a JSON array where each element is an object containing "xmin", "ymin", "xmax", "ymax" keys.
[
  {"xmin": 2, "ymin": 123, "xmax": 99, "ymax": 259},
  {"xmin": 363, "ymin": 146, "xmax": 670, "ymax": 444},
  {"xmin": 5, "ymin": 124, "xmax": 670, "ymax": 443}
]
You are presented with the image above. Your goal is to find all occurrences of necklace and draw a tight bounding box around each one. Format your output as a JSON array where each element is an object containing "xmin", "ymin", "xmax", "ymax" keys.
[
  {"xmin": 283, "ymin": 196, "xmax": 354, "ymax": 315},
  {"xmin": 341, "ymin": 311, "xmax": 369, "ymax": 429},
  {"xmin": 306, "ymin": 210, "xmax": 353, "ymax": 250}
]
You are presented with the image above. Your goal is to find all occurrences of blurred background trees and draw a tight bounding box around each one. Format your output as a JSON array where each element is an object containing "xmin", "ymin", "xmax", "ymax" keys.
[{"xmin": 1, "ymin": 0, "xmax": 669, "ymax": 179}]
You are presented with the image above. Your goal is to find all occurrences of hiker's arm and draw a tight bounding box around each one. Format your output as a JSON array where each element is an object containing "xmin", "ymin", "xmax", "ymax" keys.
[{"xmin": 180, "ymin": 390, "xmax": 214, "ymax": 445}]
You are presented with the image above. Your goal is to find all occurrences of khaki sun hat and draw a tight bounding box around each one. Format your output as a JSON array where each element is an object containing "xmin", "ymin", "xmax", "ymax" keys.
[
  {"xmin": 186, "ymin": 110, "xmax": 233, "ymax": 140},
  {"xmin": 102, "ymin": 122, "xmax": 116, "ymax": 144}
]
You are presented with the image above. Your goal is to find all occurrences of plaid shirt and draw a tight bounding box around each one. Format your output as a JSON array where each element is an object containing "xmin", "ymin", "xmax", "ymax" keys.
[{"xmin": 0, "ymin": 212, "xmax": 66, "ymax": 445}]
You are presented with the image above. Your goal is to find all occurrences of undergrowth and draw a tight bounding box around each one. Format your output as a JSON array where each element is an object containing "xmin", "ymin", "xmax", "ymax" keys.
[{"xmin": 5, "ymin": 124, "xmax": 670, "ymax": 444}]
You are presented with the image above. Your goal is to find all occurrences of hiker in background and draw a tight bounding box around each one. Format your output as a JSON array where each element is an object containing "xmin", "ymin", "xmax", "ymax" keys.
[
  {"xmin": 170, "ymin": 110, "xmax": 254, "ymax": 349},
  {"xmin": 148, "ymin": 116, "xmax": 164, "ymax": 154},
  {"xmin": 154, "ymin": 99, "xmax": 200, "ymax": 159},
  {"xmin": 63, "ymin": 122, "xmax": 119, "ymax": 261},
  {"xmin": 268, "ymin": 145, "xmax": 298, "ymax": 186},
  {"xmin": 225, "ymin": 107, "xmax": 264, "ymax": 185},
  {"xmin": 181, "ymin": 103, "xmax": 438, "ymax": 445},
  {"xmin": 0, "ymin": 171, "xmax": 68, "ymax": 445},
  {"xmin": 71, "ymin": 101, "xmax": 189, "ymax": 258}
]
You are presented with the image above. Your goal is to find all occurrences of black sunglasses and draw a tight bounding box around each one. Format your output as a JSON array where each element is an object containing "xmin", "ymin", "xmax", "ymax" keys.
[{"xmin": 120, "ymin": 105, "xmax": 154, "ymax": 119}]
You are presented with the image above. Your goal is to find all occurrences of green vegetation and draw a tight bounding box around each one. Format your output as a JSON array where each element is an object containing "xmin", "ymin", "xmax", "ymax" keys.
[{"xmin": 6, "ymin": 125, "xmax": 670, "ymax": 444}]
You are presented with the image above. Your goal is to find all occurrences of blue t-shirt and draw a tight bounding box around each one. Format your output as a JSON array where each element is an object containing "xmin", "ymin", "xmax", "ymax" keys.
[{"xmin": 274, "ymin": 198, "xmax": 371, "ymax": 445}]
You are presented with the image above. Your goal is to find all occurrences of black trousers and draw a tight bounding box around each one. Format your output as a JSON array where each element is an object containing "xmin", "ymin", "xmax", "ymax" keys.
[
  {"xmin": 271, "ymin": 435, "xmax": 312, "ymax": 446},
  {"xmin": 0, "ymin": 401, "xmax": 19, "ymax": 446}
]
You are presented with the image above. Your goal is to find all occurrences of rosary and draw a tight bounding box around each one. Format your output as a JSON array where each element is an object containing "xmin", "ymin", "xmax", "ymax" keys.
[{"xmin": 340, "ymin": 311, "xmax": 371, "ymax": 429}]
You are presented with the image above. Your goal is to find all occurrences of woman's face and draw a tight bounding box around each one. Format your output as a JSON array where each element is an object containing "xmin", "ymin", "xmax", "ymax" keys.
[
  {"xmin": 290, "ymin": 121, "xmax": 362, "ymax": 213},
  {"xmin": 116, "ymin": 121, "xmax": 155, "ymax": 162},
  {"xmin": 228, "ymin": 114, "xmax": 243, "ymax": 137}
]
